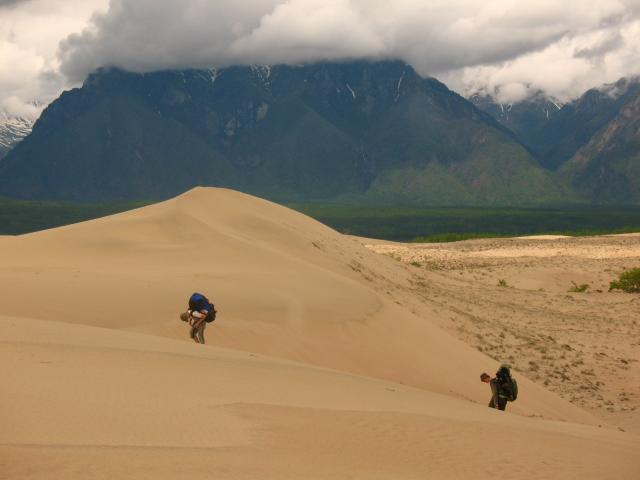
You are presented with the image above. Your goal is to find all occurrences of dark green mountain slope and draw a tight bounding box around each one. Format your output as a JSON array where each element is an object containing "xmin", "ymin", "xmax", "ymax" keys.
[
  {"xmin": 561, "ymin": 90, "xmax": 640, "ymax": 204},
  {"xmin": 0, "ymin": 61, "xmax": 572, "ymax": 205}
]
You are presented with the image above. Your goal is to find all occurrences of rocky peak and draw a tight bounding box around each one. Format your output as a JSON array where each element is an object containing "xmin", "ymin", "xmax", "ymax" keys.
[{"xmin": 0, "ymin": 110, "xmax": 35, "ymax": 159}]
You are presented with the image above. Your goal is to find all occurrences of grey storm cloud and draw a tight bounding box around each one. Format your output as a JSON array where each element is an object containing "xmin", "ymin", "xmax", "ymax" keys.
[
  {"xmin": 57, "ymin": 0, "xmax": 582, "ymax": 79},
  {"xmin": 0, "ymin": 0, "xmax": 31, "ymax": 7},
  {"xmin": 56, "ymin": 0, "xmax": 640, "ymax": 102},
  {"xmin": 3, "ymin": 0, "xmax": 640, "ymax": 113}
]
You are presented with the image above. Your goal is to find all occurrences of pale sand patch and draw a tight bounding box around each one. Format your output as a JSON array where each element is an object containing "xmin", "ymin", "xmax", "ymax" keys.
[
  {"xmin": 368, "ymin": 237, "xmax": 640, "ymax": 261},
  {"xmin": 515, "ymin": 235, "xmax": 572, "ymax": 240}
]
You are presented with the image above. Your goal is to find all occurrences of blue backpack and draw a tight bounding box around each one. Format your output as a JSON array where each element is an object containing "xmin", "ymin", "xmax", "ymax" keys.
[{"xmin": 188, "ymin": 293, "xmax": 217, "ymax": 322}]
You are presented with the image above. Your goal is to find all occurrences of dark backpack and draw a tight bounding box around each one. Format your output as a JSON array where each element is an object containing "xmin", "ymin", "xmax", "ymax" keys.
[
  {"xmin": 205, "ymin": 305, "xmax": 217, "ymax": 323},
  {"xmin": 188, "ymin": 293, "xmax": 217, "ymax": 323},
  {"xmin": 496, "ymin": 365, "xmax": 517, "ymax": 402},
  {"xmin": 503, "ymin": 377, "xmax": 518, "ymax": 402}
]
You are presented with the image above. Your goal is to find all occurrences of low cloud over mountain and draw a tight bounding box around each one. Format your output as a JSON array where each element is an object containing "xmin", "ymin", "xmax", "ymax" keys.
[
  {"xmin": 3, "ymin": 1, "xmax": 640, "ymax": 116},
  {"xmin": 60, "ymin": 0, "xmax": 640, "ymax": 102}
]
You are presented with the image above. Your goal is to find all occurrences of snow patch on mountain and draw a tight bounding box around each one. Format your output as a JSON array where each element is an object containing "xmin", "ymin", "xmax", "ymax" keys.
[
  {"xmin": 251, "ymin": 65, "xmax": 273, "ymax": 88},
  {"xmin": 395, "ymin": 71, "xmax": 405, "ymax": 102},
  {"xmin": 0, "ymin": 110, "xmax": 34, "ymax": 159},
  {"xmin": 346, "ymin": 83, "xmax": 356, "ymax": 99},
  {"xmin": 470, "ymin": 91, "xmax": 565, "ymax": 124}
]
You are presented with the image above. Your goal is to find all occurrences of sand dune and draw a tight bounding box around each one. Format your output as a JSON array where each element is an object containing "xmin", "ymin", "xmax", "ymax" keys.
[
  {"xmin": 2, "ymin": 316, "xmax": 638, "ymax": 479},
  {"xmin": 1, "ymin": 187, "xmax": 639, "ymax": 478}
]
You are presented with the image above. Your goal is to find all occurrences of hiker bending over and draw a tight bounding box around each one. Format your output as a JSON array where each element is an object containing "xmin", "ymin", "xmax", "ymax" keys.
[
  {"xmin": 481, "ymin": 364, "xmax": 518, "ymax": 411},
  {"xmin": 180, "ymin": 292, "xmax": 217, "ymax": 344}
]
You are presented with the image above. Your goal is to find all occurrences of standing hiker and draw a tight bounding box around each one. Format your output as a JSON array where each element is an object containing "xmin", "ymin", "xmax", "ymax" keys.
[
  {"xmin": 481, "ymin": 364, "xmax": 518, "ymax": 411},
  {"xmin": 179, "ymin": 292, "xmax": 217, "ymax": 344}
]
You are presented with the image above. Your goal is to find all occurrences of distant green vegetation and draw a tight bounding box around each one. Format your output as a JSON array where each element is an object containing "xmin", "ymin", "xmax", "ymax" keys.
[
  {"xmin": 2, "ymin": 197, "xmax": 640, "ymax": 242},
  {"xmin": 0, "ymin": 197, "xmax": 147, "ymax": 235},
  {"xmin": 288, "ymin": 203, "xmax": 640, "ymax": 242}
]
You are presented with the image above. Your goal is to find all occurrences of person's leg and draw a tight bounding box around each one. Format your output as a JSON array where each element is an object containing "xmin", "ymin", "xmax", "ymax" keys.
[
  {"xmin": 196, "ymin": 322, "xmax": 206, "ymax": 344},
  {"xmin": 498, "ymin": 397, "xmax": 507, "ymax": 411},
  {"xmin": 489, "ymin": 398, "xmax": 495, "ymax": 408},
  {"xmin": 190, "ymin": 325, "xmax": 199, "ymax": 343}
]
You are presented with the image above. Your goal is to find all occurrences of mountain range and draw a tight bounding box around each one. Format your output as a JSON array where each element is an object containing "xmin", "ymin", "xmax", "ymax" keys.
[
  {"xmin": 0, "ymin": 61, "xmax": 638, "ymax": 205},
  {"xmin": 472, "ymin": 78, "xmax": 640, "ymax": 171}
]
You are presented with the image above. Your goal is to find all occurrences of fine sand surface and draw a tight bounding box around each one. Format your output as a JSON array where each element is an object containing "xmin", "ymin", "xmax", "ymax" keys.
[
  {"xmin": 1, "ymin": 187, "xmax": 639, "ymax": 479},
  {"xmin": 365, "ymin": 234, "xmax": 640, "ymax": 433}
]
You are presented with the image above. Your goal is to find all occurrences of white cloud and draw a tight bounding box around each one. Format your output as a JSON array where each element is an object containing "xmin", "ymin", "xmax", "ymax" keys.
[
  {"xmin": 2, "ymin": 0, "xmax": 640, "ymax": 115},
  {"xmin": 0, "ymin": 0, "xmax": 107, "ymax": 117},
  {"xmin": 446, "ymin": 11, "xmax": 640, "ymax": 102},
  {"xmin": 57, "ymin": 0, "xmax": 640, "ymax": 102},
  {"xmin": 227, "ymin": 0, "xmax": 388, "ymax": 63}
]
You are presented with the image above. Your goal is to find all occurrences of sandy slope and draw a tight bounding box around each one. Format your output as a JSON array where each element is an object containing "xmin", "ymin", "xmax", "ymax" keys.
[
  {"xmin": 0, "ymin": 187, "xmax": 595, "ymax": 423},
  {"xmin": 366, "ymin": 234, "xmax": 640, "ymax": 433},
  {"xmin": 2, "ymin": 316, "xmax": 638, "ymax": 480},
  {"xmin": 1, "ymin": 187, "xmax": 639, "ymax": 478}
]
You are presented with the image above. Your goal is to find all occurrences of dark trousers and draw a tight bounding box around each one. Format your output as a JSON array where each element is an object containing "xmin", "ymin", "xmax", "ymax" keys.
[{"xmin": 489, "ymin": 396, "xmax": 507, "ymax": 411}]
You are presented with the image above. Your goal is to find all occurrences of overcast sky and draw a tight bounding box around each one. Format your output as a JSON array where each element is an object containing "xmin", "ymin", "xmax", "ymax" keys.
[{"xmin": 2, "ymin": 0, "xmax": 640, "ymax": 118}]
